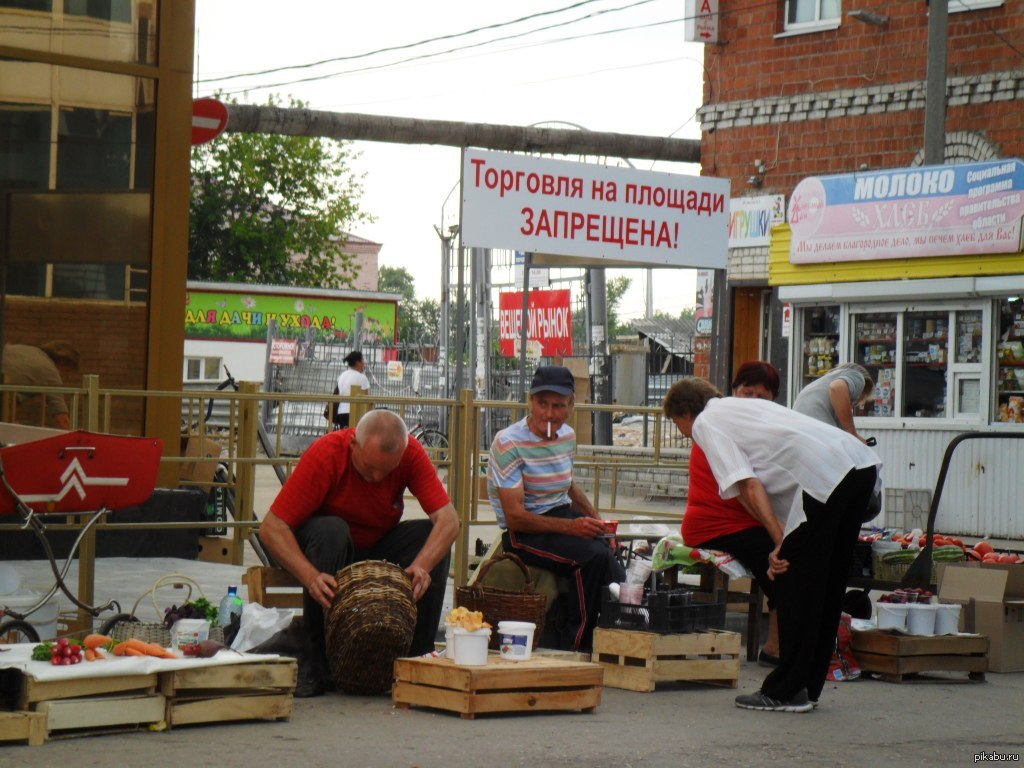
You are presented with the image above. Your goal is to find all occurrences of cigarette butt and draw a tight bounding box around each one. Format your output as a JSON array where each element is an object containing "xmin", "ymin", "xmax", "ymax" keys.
[{"xmin": 547, "ymin": 421, "xmax": 552, "ymax": 438}]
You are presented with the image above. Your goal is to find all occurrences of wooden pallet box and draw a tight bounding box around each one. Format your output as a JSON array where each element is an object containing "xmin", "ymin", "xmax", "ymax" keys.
[
  {"xmin": 0, "ymin": 712, "xmax": 46, "ymax": 747},
  {"xmin": 851, "ymin": 629, "xmax": 989, "ymax": 683},
  {"xmin": 160, "ymin": 657, "xmax": 297, "ymax": 728},
  {"xmin": 393, "ymin": 654, "xmax": 603, "ymax": 719},
  {"xmin": 593, "ymin": 628, "xmax": 741, "ymax": 692}
]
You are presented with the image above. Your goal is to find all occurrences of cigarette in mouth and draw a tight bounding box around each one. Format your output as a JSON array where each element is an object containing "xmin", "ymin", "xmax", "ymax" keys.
[{"xmin": 547, "ymin": 421, "xmax": 552, "ymax": 438}]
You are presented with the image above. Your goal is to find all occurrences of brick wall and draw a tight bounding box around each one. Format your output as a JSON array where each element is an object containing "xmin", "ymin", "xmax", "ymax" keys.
[
  {"xmin": 5, "ymin": 297, "xmax": 147, "ymax": 434},
  {"xmin": 700, "ymin": 3, "xmax": 1024, "ymax": 189}
]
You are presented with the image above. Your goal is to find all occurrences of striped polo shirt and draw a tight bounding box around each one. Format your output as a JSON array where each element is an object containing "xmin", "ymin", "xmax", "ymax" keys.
[{"xmin": 488, "ymin": 417, "xmax": 576, "ymax": 529}]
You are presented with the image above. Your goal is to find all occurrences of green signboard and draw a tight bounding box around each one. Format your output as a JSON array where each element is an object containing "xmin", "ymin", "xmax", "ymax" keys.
[{"xmin": 185, "ymin": 289, "xmax": 397, "ymax": 343}]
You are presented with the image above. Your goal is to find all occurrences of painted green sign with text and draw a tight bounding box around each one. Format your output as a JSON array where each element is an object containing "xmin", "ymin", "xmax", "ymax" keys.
[{"xmin": 185, "ymin": 290, "xmax": 397, "ymax": 343}]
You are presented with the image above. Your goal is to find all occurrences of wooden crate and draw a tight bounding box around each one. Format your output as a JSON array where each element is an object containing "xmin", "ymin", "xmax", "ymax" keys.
[
  {"xmin": 851, "ymin": 630, "xmax": 989, "ymax": 683},
  {"xmin": 393, "ymin": 654, "xmax": 603, "ymax": 719},
  {"xmin": 161, "ymin": 658, "xmax": 297, "ymax": 727},
  {"xmin": 593, "ymin": 628, "xmax": 741, "ymax": 692},
  {"xmin": 0, "ymin": 712, "xmax": 46, "ymax": 747}
]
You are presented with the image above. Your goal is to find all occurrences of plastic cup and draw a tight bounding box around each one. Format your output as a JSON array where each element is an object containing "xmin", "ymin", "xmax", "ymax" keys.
[
  {"xmin": 452, "ymin": 627, "xmax": 491, "ymax": 666},
  {"xmin": 618, "ymin": 582, "xmax": 644, "ymax": 606},
  {"xmin": 497, "ymin": 621, "xmax": 536, "ymax": 661},
  {"xmin": 603, "ymin": 520, "xmax": 619, "ymax": 535}
]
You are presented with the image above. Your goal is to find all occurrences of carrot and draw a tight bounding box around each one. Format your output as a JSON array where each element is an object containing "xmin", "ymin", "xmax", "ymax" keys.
[
  {"xmin": 85, "ymin": 649, "xmax": 97, "ymax": 661},
  {"xmin": 113, "ymin": 638, "xmax": 149, "ymax": 656},
  {"xmin": 84, "ymin": 633, "xmax": 114, "ymax": 651},
  {"xmin": 145, "ymin": 642, "xmax": 174, "ymax": 659},
  {"xmin": 125, "ymin": 647, "xmax": 145, "ymax": 656}
]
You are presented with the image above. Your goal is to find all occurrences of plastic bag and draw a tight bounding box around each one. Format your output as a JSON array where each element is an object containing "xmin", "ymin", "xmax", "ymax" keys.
[
  {"xmin": 230, "ymin": 602, "xmax": 297, "ymax": 652},
  {"xmin": 826, "ymin": 613, "xmax": 861, "ymax": 682}
]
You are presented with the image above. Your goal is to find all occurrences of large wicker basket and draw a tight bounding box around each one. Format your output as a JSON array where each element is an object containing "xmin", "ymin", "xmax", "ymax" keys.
[
  {"xmin": 325, "ymin": 560, "xmax": 417, "ymax": 695},
  {"xmin": 455, "ymin": 552, "xmax": 548, "ymax": 650}
]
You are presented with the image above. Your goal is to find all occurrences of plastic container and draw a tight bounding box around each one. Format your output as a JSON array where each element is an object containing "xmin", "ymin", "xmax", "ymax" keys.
[
  {"xmin": 498, "ymin": 621, "xmax": 536, "ymax": 661},
  {"xmin": 618, "ymin": 582, "xmax": 644, "ymax": 605},
  {"xmin": 876, "ymin": 603, "xmax": 909, "ymax": 631},
  {"xmin": 2, "ymin": 591, "xmax": 59, "ymax": 640},
  {"xmin": 599, "ymin": 587, "xmax": 722, "ymax": 634},
  {"xmin": 217, "ymin": 585, "xmax": 244, "ymax": 627},
  {"xmin": 452, "ymin": 627, "xmax": 491, "ymax": 666},
  {"xmin": 170, "ymin": 618, "xmax": 210, "ymax": 651},
  {"xmin": 906, "ymin": 603, "xmax": 938, "ymax": 636},
  {"xmin": 934, "ymin": 603, "xmax": 962, "ymax": 635}
]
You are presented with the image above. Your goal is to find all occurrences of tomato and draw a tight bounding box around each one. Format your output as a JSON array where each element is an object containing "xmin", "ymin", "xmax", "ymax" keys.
[
  {"xmin": 950, "ymin": 538, "xmax": 964, "ymax": 548},
  {"xmin": 982, "ymin": 552, "xmax": 1001, "ymax": 563},
  {"xmin": 998, "ymin": 554, "xmax": 1018, "ymax": 564},
  {"xmin": 965, "ymin": 548, "xmax": 981, "ymax": 561},
  {"xmin": 975, "ymin": 540, "xmax": 995, "ymax": 557}
]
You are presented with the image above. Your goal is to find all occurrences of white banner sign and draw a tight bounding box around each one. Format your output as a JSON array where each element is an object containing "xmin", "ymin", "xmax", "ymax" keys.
[
  {"xmin": 461, "ymin": 149, "xmax": 729, "ymax": 269},
  {"xmin": 684, "ymin": 0, "xmax": 719, "ymax": 43},
  {"xmin": 729, "ymin": 194, "xmax": 785, "ymax": 248}
]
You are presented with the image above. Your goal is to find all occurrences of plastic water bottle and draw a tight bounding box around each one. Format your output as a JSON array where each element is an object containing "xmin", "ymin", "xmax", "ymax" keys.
[{"xmin": 217, "ymin": 585, "xmax": 244, "ymax": 626}]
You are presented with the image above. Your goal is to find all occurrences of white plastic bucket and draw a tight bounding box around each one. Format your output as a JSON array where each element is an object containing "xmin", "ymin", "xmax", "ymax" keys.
[
  {"xmin": 934, "ymin": 603, "xmax": 962, "ymax": 635},
  {"xmin": 877, "ymin": 603, "xmax": 909, "ymax": 632},
  {"xmin": 498, "ymin": 621, "xmax": 536, "ymax": 661},
  {"xmin": 2, "ymin": 591, "xmax": 59, "ymax": 640},
  {"xmin": 452, "ymin": 627, "xmax": 491, "ymax": 666},
  {"xmin": 619, "ymin": 582, "xmax": 644, "ymax": 605},
  {"xmin": 906, "ymin": 604, "xmax": 938, "ymax": 636}
]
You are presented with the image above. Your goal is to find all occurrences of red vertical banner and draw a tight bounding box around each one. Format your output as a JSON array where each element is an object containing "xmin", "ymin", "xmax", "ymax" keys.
[{"xmin": 498, "ymin": 289, "xmax": 573, "ymax": 357}]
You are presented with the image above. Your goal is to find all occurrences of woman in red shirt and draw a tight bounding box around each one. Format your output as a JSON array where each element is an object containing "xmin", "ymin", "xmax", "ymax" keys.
[{"xmin": 681, "ymin": 361, "xmax": 782, "ymax": 666}]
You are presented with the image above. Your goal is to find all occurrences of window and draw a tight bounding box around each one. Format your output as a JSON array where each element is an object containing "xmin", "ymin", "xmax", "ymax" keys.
[
  {"xmin": 64, "ymin": 0, "xmax": 132, "ymax": 23},
  {"xmin": 949, "ymin": 0, "xmax": 1004, "ymax": 13},
  {"xmin": 784, "ymin": 0, "xmax": 840, "ymax": 29},
  {"xmin": 185, "ymin": 357, "xmax": 222, "ymax": 383},
  {"xmin": 0, "ymin": 104, "xmax": 51, "ymax": 189}
]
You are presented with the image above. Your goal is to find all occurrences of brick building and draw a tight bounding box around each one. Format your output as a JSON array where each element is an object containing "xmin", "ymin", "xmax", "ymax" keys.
[{"xmin": 696, "ymin": 1, "xmax": 1024, "ymax": 538}]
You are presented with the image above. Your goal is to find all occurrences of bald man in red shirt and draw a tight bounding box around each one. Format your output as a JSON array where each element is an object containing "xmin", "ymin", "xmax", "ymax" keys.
[{"xmin": 260, "ymin": 409, "xmax": 459, "ymax": 697}]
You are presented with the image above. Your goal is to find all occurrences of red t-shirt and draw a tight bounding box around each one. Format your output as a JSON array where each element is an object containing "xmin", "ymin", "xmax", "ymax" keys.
[
  {"xmin": 680, "ymin": 444, "xmax": 763, "ymax": 546},
  {"xmin": 270, "ymin": 429, "xmax": 451, "ymax": 550}
]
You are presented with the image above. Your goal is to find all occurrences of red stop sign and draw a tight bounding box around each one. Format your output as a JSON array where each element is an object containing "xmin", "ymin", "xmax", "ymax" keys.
[{"xmin": 191, "ymin": 97, "xmax": 229, "ymax": 145}]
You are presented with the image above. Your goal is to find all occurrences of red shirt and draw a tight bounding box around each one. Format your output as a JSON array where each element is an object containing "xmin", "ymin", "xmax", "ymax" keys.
[
  {"xmin": 680, "ymin": 444, "xmax": 762, "ymax": 546},
  {"xmin": 271, "ymin": 428, "xmax": 451, "ymax": 550}
]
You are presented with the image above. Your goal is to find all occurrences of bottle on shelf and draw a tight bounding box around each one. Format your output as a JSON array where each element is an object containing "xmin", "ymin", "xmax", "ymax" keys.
[{"xmin": 217, "ymin": 584, "xmax": 244, "ymax": 626}]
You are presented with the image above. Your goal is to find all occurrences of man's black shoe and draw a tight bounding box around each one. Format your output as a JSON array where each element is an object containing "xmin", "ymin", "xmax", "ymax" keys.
[{"xmin": 295, "ymin": 658, "xmax": 328, "ymax": 698}]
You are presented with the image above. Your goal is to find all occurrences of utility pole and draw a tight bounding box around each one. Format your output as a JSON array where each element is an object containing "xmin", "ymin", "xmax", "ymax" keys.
[
  {"xmin": 924, "ymin": 0, "xmax": 948, "ymax": 165},
  {"xmin": 589, "ymin": 269, "xmax": 613, "ymax": 446},
  {"xmin": 226, "ymin": 106, "xmax": 701, "ymax": 164}
]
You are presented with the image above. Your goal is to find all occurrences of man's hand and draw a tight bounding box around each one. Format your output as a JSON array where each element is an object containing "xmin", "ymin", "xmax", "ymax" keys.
[
  {"xmin": 306, "ymin": 571, "xmax": 339, "ymax": 609},
  {"xmin": 569, "ymin": 516, "xmax": 606, "ymax": 539},
  {"xmin": 767, "ymin": 545, "xmax": 790, "ymax": 580},
  {"xmin": 405, "ymin": 564, "xmax": 431, "ymax": 601}
]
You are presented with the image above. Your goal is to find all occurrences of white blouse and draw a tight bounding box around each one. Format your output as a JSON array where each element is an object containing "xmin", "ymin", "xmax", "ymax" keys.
[{"xmin": 692, "ymin": 397, "xmax": 882, "ymax": 537}]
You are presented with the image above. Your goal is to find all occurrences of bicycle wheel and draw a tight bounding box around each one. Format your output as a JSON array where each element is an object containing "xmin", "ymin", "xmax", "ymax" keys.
[
  {"xmin": 416, "ymin": 429, "xmax": 449, "ymax": 462},
  {"xmin": 0, "ymin": 619, "xmax": 40, "ymax": 644}
]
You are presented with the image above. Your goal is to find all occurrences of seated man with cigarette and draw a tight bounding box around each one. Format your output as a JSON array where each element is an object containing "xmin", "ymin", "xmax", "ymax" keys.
[{"xmin": 487, "ymin": 365, "xmax": 625, "ymax": 652}]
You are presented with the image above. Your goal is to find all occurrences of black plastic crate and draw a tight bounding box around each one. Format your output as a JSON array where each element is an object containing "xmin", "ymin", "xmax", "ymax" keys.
[{"xmin": 598, "ymin": 588, "xmax": 726, "ymax": 634}]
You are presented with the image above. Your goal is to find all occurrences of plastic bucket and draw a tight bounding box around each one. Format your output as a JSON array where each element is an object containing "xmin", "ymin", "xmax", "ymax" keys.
[
  {"xmin": 452, "ymin": 627, "xmax": 491, "ymax": 666},
  {"xmin": 170, "ymin": 618, "xmax": 210, "ymax": 652},
  {"xmin": 934, "ymin": 603, "xmax": 962, "ymax": 635},
  {"xmin": 2, "ymin": 591, "xmax": 59, "ymax": 641},
  {"xmin": 877, "ymin": 603, "xmax": 909, "ymax": 631},
  {"xmin": 498, "ymin": 621, "xmax": 536, "ymax": 661},
  {"xmin": 906, "ymin": 604, "xmax": 938, "ymax": 636}
]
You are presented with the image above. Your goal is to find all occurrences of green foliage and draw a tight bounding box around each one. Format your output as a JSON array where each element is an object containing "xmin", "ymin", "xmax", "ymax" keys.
[
  {"xmin": 378, "ymin": 266, "xmax": 416, "ymax": 302},
  {"xmin": 189, "ymin": 94, "xmax": 372, "ymax": 288},
  {"xmin": 606, "ymin": 275, "xmax": 632, "ymax": 339},
  {"xmin": 380, "ymin": 266, "xmax": 441, "ymax": 355}
]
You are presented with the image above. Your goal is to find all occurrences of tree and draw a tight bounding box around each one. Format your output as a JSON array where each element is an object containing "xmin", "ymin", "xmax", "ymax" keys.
[
  {"xmin": 189, "ymin": 95, "xmax": 372, "ymax": 288},
  {"xmin": 379, "ymin": 265, "xmax": 440, "ymax": 353},
  {"xmin": 606, "ymin": 275, "xmax": 633, "ymax": 340},
  {"xmin": 378, "ymin": 265, "xmax": 416, "ymax": 302}
]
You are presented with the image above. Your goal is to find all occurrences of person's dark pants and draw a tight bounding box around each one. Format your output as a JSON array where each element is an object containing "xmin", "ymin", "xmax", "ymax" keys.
[
  {"xmin": 697, "ymin": 526, "xmax": 776, "ymax": 610},
  {"xmin": 504, "ymin": 505, "xmax": 625, "ymax": 652},
  {"xmin": 294, "ymin": 516, "xmax": 449, "ymax": 666},
  {"xmin": 761, "ymin": 466, "xmax": 877, "ymax": 703}
]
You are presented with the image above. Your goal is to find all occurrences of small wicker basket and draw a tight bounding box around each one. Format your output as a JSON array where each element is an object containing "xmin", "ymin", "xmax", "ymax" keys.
[
  {"xmin": 105, "ymin": 574, "xmax": 224, "ymax": 646},
  {"xmin": 455, "ymin": 552, "xmax": 548, "ymax": 650},
  {"xmin": 325, "ymin": 560, "xmax": 416, "ymax": 695}
]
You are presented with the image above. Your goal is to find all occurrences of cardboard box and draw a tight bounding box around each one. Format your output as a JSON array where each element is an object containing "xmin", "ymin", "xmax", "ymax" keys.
[
  {"xmin": 939, "ymin": 563, "xmax": 1024, "ymax": 673},
  {"xmin": 180, "ymin": 436, "xmax": 222, "ymax": 490}
]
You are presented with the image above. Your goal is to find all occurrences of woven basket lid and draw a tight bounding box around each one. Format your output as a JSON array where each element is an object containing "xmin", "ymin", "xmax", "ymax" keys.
[{"xmin": 325, "ymin": 560, "xmax": 417, "ymax": 695}]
